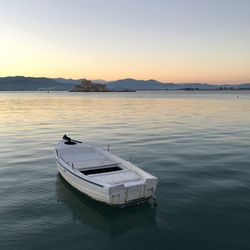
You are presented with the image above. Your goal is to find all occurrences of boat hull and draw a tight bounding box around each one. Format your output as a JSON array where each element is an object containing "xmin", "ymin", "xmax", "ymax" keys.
[
  {"xmin": 56, "ymin": 160, "xmax": 110, "ymax": 204},
  {"xmin": 56, "ymin": 160, "xmax": 156, "ymax": 207}
]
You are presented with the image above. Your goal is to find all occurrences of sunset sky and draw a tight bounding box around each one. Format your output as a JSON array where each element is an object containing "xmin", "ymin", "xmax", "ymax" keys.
[{"xmin": 0, "ymin": 0, "xmax": 249, "ymax": 83}]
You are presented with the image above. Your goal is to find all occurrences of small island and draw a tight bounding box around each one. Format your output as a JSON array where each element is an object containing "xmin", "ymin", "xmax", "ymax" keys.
[
  {"xmin": 71, "ymin": 79, "xmax": 108, "ymax": 92},
  {"xmin": 70, "ymin": 79, "xmax": 136, "ymax": 92}
]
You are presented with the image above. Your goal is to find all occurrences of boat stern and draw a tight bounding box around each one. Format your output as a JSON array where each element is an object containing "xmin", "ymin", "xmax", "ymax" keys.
[
  {"xmin": 109, "ymin": 177, "xmax": 158, "ymax": 207},
  {"xmin": 144, "ymin": 177, "xmax": 158, "ymax": 198}
]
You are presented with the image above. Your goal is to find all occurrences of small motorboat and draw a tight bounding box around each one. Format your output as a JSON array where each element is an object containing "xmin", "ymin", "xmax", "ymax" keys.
[{"xmin": 55, "ymin": 135, "xmax": 158, "ymax": 207}]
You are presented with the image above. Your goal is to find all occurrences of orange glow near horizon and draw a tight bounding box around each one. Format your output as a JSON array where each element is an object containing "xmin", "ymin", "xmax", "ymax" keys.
[{"xmin": 1, "ymin": 33, "xmax": 249, "ymax": 84}]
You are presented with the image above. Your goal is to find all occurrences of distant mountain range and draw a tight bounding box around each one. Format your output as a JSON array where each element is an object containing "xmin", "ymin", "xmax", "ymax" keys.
[
  {"xmin": 0, "ymin": 76, "xmax": 70, "ymax": 91},
  {"xmin": 106, "ymin": 78, "xmax": 250, "ymax": 90},
  {"xmin": 106, "ymin": 79, "xmax": 214, "ymax": 90},
  {"xmin": 0, "ymin": 76, "xmax": 249, "ymax": 91}
]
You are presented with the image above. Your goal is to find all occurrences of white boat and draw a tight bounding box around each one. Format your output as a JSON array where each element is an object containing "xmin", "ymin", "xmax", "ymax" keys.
[{"xmin": 55, "ymin": 135, "xmax": 158, "ymax": 207}]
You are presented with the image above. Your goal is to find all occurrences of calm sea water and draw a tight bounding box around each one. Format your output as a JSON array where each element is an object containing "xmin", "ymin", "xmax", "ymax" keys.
[{"xmin": 0, "ymin": 91, "xmax": 250, "ymax": 250}]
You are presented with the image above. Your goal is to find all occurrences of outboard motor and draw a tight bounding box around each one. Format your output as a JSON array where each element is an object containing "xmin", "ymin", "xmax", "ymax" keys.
[
  {"xmin": 63, "ymin": 134, "xmax": 77, "ymax": 145},
  {"xmin": 63, "ymin": 134, "xmax": 82, "ymax": 145}
]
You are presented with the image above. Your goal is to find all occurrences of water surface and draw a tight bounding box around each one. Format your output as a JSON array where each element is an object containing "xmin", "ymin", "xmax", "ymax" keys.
[{"xmin": 0, "ymin": 91, "xmax": 250, "ymax": 250}]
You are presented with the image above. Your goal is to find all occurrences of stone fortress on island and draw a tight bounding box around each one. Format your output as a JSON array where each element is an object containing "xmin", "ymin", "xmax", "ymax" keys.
[{"xmin": 71, "ymin": 79, "xmax": 108, "ymax": 92}]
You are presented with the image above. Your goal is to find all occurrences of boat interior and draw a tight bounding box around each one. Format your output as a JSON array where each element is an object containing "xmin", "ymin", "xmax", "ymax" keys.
[{"xmin": 57, "ymin": 145, "xmax": 143, "ymax": 185}]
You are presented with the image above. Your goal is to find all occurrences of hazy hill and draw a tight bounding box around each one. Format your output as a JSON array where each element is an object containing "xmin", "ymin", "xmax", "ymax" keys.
[
  {"xmin": 0, "ymin": 76, "xmax": 71, "ymax": 91},
  {"xmin": 53, "ymin": 78, "xmax": 81, "ymax": 85},
  {"xmin": 237, "ymin": 83, "xmax": 250, "ymax": 89},
  {"xmin": 107, "ymin": 79, "xmax": 250, "ymax": 90},
  {"xmin": 54, "ymin": 78, "xmax": 107, "ymax": 85},
  {"xmin": 106, "ymin": 79, "xmax": 218, "ymax": 90},
  {"xmin": 106, "ymin": 78, "xmax": 172, "ymax": 90}
]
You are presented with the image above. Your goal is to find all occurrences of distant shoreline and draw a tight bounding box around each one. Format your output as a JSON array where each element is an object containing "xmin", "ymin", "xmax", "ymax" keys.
[
  {"xmin": 0, "ymin": 76, "xmax": 249, "ymax": 91},
  {"xmin": 1, "ymin": 89, "xmax": 250, "ymax": 92}
]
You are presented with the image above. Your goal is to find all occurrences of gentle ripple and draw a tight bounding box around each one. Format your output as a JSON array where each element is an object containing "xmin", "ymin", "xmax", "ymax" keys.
[{"xmin": 0, "ymin": 91, "xmax": 250, "ymax": 250}]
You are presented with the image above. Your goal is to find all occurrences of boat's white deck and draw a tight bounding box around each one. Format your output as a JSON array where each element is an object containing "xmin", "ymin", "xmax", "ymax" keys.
[
  {"xmin": 57, "ymin": 145, "xmax": 143, "ymax": 185},
  {"xmin": 89, "ymin": 170, "xmax": 141, "ymax": 185},
  {"xmin": 59, "ymin": 146, "xmax": 116, "ymax": 169}
]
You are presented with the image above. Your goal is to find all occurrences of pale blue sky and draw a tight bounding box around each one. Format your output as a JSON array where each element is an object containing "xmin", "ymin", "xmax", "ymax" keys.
[{"xmin": 0, "ymin": 0, "xmax": 249, "ymax": 83}]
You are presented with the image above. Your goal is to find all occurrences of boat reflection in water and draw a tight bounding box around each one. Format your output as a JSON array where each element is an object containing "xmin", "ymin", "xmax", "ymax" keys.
[{"xmin": 55, "ymin": 174, "xmax": 157, "ymax": 237}]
